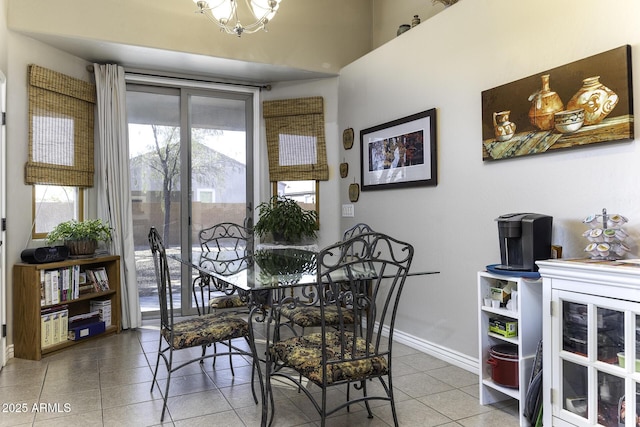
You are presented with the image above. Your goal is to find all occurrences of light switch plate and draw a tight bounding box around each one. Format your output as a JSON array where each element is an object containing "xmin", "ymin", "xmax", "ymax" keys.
[{"xmin": 342, "ymin": 204, "xmax": 354, "ymax": 217}]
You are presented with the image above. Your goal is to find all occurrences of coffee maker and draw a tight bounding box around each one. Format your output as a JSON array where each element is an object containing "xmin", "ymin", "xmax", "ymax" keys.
[{"xmin": 495, "ymin": 213, "xmax": 553, "ymax": 272}]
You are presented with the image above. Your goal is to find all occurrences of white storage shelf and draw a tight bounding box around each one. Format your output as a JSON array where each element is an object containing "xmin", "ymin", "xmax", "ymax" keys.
[{"xmin": 477, "ymin": 271, "xmax": 543, "ymax": 426}]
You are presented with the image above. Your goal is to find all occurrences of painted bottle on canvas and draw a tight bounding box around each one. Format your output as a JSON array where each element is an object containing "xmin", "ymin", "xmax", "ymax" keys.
[{"xmin": 528, "ymin": 74, "xmax": 564, "ymax": 131}]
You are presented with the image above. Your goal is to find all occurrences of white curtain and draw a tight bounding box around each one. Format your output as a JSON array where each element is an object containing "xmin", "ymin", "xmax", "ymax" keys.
[{"xmin": 93, "ymin": 63, "xmax": 141, "ymax": 329}]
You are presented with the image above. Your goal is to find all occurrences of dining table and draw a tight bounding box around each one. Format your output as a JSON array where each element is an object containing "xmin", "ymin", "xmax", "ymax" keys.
[{"xmin": 169, "ymin": 245, "xmax": 439, "ymax": 426}]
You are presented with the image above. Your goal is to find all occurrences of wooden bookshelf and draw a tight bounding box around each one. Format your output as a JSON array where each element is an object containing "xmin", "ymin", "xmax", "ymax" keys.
[{"xmin": 13, "ymin": 255, "xmax": 121, "ymax": 360}]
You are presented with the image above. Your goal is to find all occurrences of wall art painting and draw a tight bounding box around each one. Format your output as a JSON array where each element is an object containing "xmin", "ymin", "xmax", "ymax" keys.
[
  {"xmin": 481, "ymin": 45, "xmax": 633, "ymax": 161},
  {"xmin": 360, "ymin": 108, "xmax": 437, "ymax": 191}
]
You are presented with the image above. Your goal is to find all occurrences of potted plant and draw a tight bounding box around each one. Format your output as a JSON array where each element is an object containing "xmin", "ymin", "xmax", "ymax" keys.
[
  {"xmin": 46, "ymin": 219, "xmax": 112, "ymax": 256},
  {"xmin": 254, "ymin": 196, "xmax": 317, "ymax": 244}
]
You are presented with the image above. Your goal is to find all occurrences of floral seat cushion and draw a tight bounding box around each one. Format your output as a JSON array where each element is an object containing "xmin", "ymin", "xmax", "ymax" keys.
[
  {"xmin": 209, "ymin": 295, "xmax": 246, "ymax": 309},
  {"xmin": 162, "ymin": 313, "xmax": 249, "ymax": 349},
  {"xmin": 271, "ymin": 331, "xmax": 388, "ymax": 386},
  {"xmin": 280, "ymin": 305, "xmax": 355, "ymax": 328}
]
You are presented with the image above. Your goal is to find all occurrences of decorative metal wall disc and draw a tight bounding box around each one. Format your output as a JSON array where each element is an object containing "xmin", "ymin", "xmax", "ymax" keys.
[
  {"xmin": 340, "ymin": 162, "xmax": 349, "ymax": 178},
  {"xmin": 343, "ymin": 128, "xmax": 354, "ymax": 149},
  {"xmin": 349, "ymin": 183, "xmax": 360, "ymax": 202}
]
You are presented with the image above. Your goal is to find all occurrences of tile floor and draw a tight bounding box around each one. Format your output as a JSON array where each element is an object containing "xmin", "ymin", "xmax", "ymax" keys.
[{"xmin": 0, "ymin": 320, "xmax": 520, "ymax": 427}]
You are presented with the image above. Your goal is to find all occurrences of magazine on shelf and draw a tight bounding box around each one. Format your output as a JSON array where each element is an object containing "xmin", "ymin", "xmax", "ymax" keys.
[
  {"xmin": 90, "ymin": 267, "xmax": 110, "ymax": 291},
  {"xmin": 84, "ymin": 269, "xmax": 101, "ymax": 293}
]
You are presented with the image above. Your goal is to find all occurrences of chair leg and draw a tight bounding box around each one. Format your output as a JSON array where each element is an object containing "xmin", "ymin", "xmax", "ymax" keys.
[
  {"xmin": 320, "ymin": 387, "xmax": 327, "ymax": 427},
  {"xmin": 150, "ymin": 337, "xmax": 163, "ymax": 391},
  {"xmin": 361, "ymin": 380, "xmax": 374, "ymax": 419},
  {"xmin": 388, "ymin": 376, "xmax": 399, "ymax": 427},
  {"xmin": 212, "ymin": 342, "xmax": 217, "ymax": 368},
  {"xmin": 160, "ymin": 348, "xmax": 174, "ymax": 422},
  {"xmin": 200, "ymin": 344, "xmax": 207, "ymax": 363},
  {"xmin": 227, "ymin": 340, "xmax": 235, "ymax": 376}
]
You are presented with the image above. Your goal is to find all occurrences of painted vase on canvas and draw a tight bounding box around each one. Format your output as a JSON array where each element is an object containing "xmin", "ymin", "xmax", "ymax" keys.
[
  {"xmin": 493, "ymin": 110, "xmax": 516, "ymax": 141},
  {"xmin": 566, "ymin": 76, "xmax": 619, "ymax": 125},
  {"xmin": 528, "ymin": 74, "xmax": 564, "ymax": 131}
]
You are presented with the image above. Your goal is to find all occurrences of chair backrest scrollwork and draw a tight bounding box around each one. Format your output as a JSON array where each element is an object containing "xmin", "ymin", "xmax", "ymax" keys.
[
  {"xmin": 148, "ymin": 227, "xmax": 173, "ymax": 332},
  {"xmin": 198, "ymin": 222, "xmax": 253, "ymax": 254},
  {"xmin": 316, "ymin": 232, "xmax": 414, "ymax": 372}
]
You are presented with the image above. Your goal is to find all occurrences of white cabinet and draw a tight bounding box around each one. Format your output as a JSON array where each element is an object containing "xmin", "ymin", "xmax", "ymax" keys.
[
  {"xmin": 478, "ymin": 271, "xmax": 543, "ymax": 426},
  {"xmin": 538, "ymin": 259, "xmax": 640, "ymax": 427}
]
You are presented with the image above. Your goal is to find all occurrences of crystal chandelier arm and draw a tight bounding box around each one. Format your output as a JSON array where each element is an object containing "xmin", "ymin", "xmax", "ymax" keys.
[{"xmin": 193, "ymin": 0, "xmax": 281, "ymax": 36}]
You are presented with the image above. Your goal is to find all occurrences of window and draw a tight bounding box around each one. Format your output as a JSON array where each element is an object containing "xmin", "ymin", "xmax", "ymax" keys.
[
  {"xmin": 263, "ymin": 96, "xmax": 328, "ymax": 182},
  {"xmin": 273, "ymin": 180, "xmax": 319, "ymax": 227},
  {"xmin": 32, "ymin": 185, "xmax": 84, "ymax": 239},
  {"xmin": 197, "ymin": 189, "xmax": 215, "ymax": 204},
  {"xmin": 26, "ymin": 65, "xmax": 95, "ymax": 239},
  {"xmin": 25, "ymin": 65, "xmax": 95, "ymax": 187}
]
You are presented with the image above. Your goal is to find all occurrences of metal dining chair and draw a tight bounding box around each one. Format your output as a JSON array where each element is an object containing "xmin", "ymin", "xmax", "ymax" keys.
[
  {"xmin": 192, "ymin": 222, "xmax": 253, "ymax": 315},
  {"xmin": 268, "ymin": 231, "xmax": 414, "ymax": 427},
  {"xmin": 277, "ymin": 223, "xmax": 375, "ymax": 336},
  {"xmin": 148, "ymin": 227, "xmax": 257, "ymax": 421}
]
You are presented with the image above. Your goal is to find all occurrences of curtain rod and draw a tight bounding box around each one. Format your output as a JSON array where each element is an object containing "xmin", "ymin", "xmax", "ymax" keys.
[{"xmin": 86, "ymin": 64, "xmax": 271, "ymax": 91}]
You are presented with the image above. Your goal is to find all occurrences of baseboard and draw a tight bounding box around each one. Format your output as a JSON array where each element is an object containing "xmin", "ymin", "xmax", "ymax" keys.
[
  {"xmin": 5, "ymin": 344, "xmax": 14, "ymax": 363},
  {"xmin": 0, "ymin": 327, "xmax": 478, "ymax": 375},
  {"xmin": 381, "ymin": 324, "xmax": 479, "ymax": 374}
]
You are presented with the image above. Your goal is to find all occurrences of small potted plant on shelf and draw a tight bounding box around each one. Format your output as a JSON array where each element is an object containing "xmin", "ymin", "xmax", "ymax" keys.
[
  {"xmin": 46, "ymin": 219, "xmax": 112, "ymax": 257},
  {"xmin": 254, "ymin": 196, "xmax": 317, "ymax": 244}
]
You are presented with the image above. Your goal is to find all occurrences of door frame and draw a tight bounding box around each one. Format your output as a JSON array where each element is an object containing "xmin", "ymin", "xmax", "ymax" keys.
[
  {"xmin": 0, "ymin": 70, "xmax": 7, "ymax": 368},
  {"xmin": 179, "ymin": 86, "xmax": 257, "ymax": 315},
  {"xmin": 126, "ymin": 73, "xmax": 259, "ymax": 317}
]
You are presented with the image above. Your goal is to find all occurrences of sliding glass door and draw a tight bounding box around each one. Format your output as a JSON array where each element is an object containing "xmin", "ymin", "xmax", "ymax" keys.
[{"xmin": 126, "ymin": 82, "xmax": 253, "ymax": 317}]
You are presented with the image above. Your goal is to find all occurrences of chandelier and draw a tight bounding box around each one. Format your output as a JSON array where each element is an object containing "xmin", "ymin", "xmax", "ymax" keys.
[{"xmin": 193, "ymin": 0, "xmax": 282, "ymax": 37}]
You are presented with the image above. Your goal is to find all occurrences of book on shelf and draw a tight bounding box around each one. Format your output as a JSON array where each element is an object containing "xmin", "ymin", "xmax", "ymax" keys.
[
  {"xmin": 51, "ymin": 311, "xmax": 61, "ymax": 345},
  {"xmin": 41, "ymin": 265, "xmax": 110, "ymax": 306},
  {"xmin": 40, "ymin": 305, "xmax": 69, "ymax": 348},
  {"xmin": 78, "ymin": 284, "xmax": 96, "ymax": 295},
  {"xmin": 73, "ymin": 265, "xmax": 80, "ymax": 299},
  {"xmin": 85, "ymin": 269, "xmax": 100, "ymax": 293},
  {"xmin": 90, "ymin": 299, "xmax": 112, "ymax": 327},
  {"xmin": 50, "ymin": 270, "xmax": 60, "ymax": 305},
  {"xmin": 40, "ymin": 270, "xmax": 46, "ymax": 306},
  {"xmin": 86, "ymin": 267, "xmax": 110, "ymax": 291},
  {"xmin": 95, "ymin": 267, "xmax": 110, "ymax": 291},
  {"xmin": 69, "ymin": 321, "xmax": 105, "ymax": 341},
  {"xmin": 41, "ymin": 312, "xmax": 52, "ymax": 348},
  {"xmin": 60, "ymin": 309, "xmax": 69, "ymax": 343},
  {"xmin": 68, "ymin": 310, "xmax": 101, "ymax": 329},
  {"xmin": 61, "ymin": 268, "xmax": 70, "ymax": 302}
]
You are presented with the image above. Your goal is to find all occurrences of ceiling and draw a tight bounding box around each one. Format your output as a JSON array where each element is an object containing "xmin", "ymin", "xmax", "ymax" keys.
[{"xmin": 21, "ymin": 32, "xmax": 337, "ymax": 85}]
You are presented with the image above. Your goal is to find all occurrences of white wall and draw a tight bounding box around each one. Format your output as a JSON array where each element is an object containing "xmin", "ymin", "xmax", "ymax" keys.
[
  {"xmin": 4, "ymin": 29, "xmax": 94, "ymax": 348},
  {"xmin": 0, "ymin": 0, "xmax": 6, "ymax": 70},
  {"xmin": 339, "ymin": 0, "xmax": 640, "ymax": 364},
  {"xmin": 372, "ymin": 0, "xmax": 447, "ymax": 49}
]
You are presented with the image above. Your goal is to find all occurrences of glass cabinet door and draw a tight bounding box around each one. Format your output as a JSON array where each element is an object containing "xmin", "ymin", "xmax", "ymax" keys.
[{"xmin": 553, "ymin": 290, "xmax": 640, "ymax": 426}]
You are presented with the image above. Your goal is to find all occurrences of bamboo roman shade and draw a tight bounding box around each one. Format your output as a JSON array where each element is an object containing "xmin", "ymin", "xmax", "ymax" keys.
[
  {"xmin": 263, "ymin": 96, "xmax": 329, "ymax": 181},
  {"xmin": 25, "ymin": 65, "xmax": 96, "ymax": 187}
]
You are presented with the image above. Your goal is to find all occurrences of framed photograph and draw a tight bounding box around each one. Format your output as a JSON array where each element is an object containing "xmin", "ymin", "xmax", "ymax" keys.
[{"xmin": 360, "ymin": 108, "xmax": 437, "ymax": 191}]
